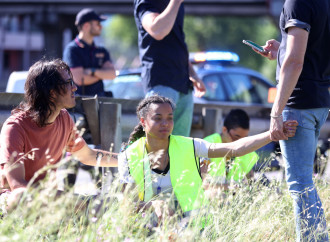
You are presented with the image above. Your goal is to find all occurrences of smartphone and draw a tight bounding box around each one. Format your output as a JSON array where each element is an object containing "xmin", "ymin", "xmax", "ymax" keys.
[{"xmin": 242, "ymin": 40, "xmax": 269, "ymax": 54}]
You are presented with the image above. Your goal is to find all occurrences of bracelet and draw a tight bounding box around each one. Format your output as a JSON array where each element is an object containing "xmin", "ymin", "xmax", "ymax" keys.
[{"xmin": 270, "ymin": 114, "xmax": 282, "ymax": 118}]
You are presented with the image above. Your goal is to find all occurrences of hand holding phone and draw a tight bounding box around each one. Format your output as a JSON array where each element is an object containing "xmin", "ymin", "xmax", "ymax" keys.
[{"xmin": 242, "ymin": 40, "xmax": 269, "ymax": 55}]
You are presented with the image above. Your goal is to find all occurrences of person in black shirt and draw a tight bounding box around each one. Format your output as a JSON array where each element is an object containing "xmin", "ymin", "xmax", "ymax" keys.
[
  {"xmin": 255, "ymin": 0, "xmax": 330, "ymax": 240},
  {"xmin": 134, "ymin": 0, "xmax": 206, "ymax": 137},
  {"xmin": 63, "ymin": 8, "xmax": 116, "ymax": 97}
]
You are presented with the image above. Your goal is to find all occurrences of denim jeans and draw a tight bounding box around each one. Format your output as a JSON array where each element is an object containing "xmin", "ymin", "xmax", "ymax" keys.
[
  {"xmin": 280, "ymin": 107, "xmax": 329, "ymax": 241},
  {"xmin": 146, "ymin": 85, "xmax": 193, "ymax": 137}
]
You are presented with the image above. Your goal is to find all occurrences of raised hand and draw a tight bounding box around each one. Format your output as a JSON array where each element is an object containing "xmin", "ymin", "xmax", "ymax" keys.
[
  {"xmin": 253, "ymin": 39, "xmax": 280, "ymax": 60},
  {"xmin": 192, "ymin": 77, "xmax": 206, "ymax": 98}
]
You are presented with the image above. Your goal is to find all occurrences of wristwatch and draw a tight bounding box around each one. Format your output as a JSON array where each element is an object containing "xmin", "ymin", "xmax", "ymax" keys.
[{"xmin": 91, "ymin": 68, "xmax": 95, "ymax": 77}]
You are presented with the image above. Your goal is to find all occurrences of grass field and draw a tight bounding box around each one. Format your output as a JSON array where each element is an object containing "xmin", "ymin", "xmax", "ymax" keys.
[{"xmin": 1, "ymin": 159, "xmax": 329, "ymax": 242}]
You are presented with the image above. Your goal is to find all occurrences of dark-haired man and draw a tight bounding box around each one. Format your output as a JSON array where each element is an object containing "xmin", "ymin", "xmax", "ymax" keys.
[
  {"xmin": 203, "ymin": 109, "xmax": 258, "ymax": 184},
  {"xmin": 63, "ymin": 8, "xmax": 116, "ymax": 97},
  {"xmin": 0, "ymin": 59, "xmax": 117, "ymax": 212}
]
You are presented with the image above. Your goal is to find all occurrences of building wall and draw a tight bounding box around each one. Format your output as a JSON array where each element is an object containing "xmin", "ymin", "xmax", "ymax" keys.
[{"xmin": 0, "ymin": 13, "xmax": 76, "ymax": 91}]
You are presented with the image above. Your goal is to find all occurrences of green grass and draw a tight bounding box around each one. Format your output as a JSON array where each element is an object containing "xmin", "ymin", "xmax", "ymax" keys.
[{"xmin": 1, "ymin": 160, "xmax": 329, "ymax": 242}]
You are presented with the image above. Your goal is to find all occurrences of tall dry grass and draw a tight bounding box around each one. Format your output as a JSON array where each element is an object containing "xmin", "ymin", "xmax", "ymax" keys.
[{"xmin": 0, "ymin": 157, "xmax": 329, "ymax": 242}]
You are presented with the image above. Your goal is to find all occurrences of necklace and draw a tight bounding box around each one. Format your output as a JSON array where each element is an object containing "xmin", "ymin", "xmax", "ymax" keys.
[
  {"xmin": 157, "ymin": 175, "xmax": 163, "ymax": 194},
  {"xmin": 144, "ymin": 139, "xmax": 170, "ymax": 194},
  {"xmin": 157, "ymin": 152, "xmax": 169, "ymax": 194}
]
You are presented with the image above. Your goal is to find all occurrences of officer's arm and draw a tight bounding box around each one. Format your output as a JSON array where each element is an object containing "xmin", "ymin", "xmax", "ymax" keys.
[
  {"xmin": 70, "ymin": 67, "xmax": 100, "ymax": 86},
  {"xmin": 85, "ymin": 61, "xmax": 116, "ymax": 81}
]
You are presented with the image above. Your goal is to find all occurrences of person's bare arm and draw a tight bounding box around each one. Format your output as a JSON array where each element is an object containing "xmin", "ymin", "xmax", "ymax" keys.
[
  {"xmin": 71, "ymin": 61, "xmax": 116, "ymax": 86},
  {"xmin": 5, "ymin": 162, "xmax": 27, "ymax": 190},
  {"xmin": 4, "ymin": 162, "xmax": 28, "ymax": 211},
  {"xmin": 85, "ymin": 61, "xmax": 116, "ymax": 81},
  {"xmin": 141, "ymin": 0, "xmax": 183, "ymax": 40},
  {"xmin": 72, "ymin": 143, "xmax": 118, "ymax": 167},
  {"xmin": 208, "ymin": 131, "xmax": 272, "ymax": 159},
  {"xmin": 209, "ymin": 120, "xmax": 298, "ymax": 158},
  {"xmin": 189, "ymin": 62, "xmax": 206, "ymax": 97},
  {"xmin": 270, "ymin": 27, "xmax": 308, "ymax": 141}
]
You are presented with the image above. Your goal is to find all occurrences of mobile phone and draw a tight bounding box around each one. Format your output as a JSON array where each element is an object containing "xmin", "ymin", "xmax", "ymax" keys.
[{"xmin": 242, "ymin": 40, "xmax": 268, "ymax": 54}]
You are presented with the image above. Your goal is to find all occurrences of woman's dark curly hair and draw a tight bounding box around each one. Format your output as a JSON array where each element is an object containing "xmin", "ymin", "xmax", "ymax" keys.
[
  {"xmin": 12, "ymin": 58, "xmax": 73, "ymax": 127},
  {"xmin": 123, "ymin": 95, "xmax": 175, "ymax": 149}
]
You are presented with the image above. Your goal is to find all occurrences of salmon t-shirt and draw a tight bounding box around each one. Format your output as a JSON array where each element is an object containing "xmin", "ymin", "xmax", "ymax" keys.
[{"xmin": 0, "ymin": 109, "xmax": 86, "ymax": 184}]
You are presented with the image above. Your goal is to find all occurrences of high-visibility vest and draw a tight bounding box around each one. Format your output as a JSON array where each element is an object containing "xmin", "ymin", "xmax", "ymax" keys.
[
  {"xmin": 125, "ymin": 135, "xmax": 205, "ymax": 213},
  {"xmin": 204, "ymin": 133, "xmax": 259, "ymax": 181}
]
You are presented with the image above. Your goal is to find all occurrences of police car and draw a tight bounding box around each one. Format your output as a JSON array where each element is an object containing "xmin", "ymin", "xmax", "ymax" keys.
[
  {"xmin": 6, "ymin": 51, "xmax": 276, "ymax": 106},
  {"xmin": 189, "ymin": 51, "xmax": 275, "ymax": 105},
  {"xmin": 103, "ymin": 51, "xmax": 276, "ymax": 106}
]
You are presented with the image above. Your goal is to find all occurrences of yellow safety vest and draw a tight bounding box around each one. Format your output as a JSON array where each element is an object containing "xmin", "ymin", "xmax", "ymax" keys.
[
  {"xmin": 204, "ymin": 133, "xmax": 259, "ymax": 181},
  {"xmin": 125, "ymin": 135, "xmax": 205, "ymax": 213}
]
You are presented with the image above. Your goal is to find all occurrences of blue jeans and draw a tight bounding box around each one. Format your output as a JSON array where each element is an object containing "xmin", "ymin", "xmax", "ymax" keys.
[
  {"xmin": 280, "ymin": 107, "xmax": 329, "ymax": 241},
  {"xmin": 146, "ymin": 85, "xmax": 193, "ymax": 137}
]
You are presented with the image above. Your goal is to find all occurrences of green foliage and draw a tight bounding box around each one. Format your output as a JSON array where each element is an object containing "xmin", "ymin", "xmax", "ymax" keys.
[
  {"xmin": 104, "ymin": 14, "xmax": 278, "ymax": 81},
  {"xmin": 103, "ymin": 16, "xmax": 139, "ymax": 69},
  {"xmin": 104, "ymin": 16, "xmax": 137, "ymax": 49},
  {"xmin": 184, "ymin": 16, "xmax": 278, "ymax": 82}
]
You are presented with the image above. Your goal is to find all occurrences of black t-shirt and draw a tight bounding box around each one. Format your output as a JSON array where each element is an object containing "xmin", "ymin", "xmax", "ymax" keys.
[
  {"xmin": 134, "ymin": 0, "xmax": 192, "ymax": 94},
  {"xmin": 63, "ymin": 37, "xmax": 111, "ymax": 96},
  {"xmin": 277, "ymin": 0, "xmax": 330, "ymax": 109}
]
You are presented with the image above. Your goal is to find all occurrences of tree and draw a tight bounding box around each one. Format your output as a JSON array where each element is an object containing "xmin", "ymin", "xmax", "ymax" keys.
[
  {"xmin": 103, "ymin": 15, "xmax": 139, "ymax": 69},
  {"xmin": 183, "ymin": 16, "xmax": 278, "ymax": 81},
  {"xmin": 104, "ymin": 15, "xmax": 279, "ymax": 81}
]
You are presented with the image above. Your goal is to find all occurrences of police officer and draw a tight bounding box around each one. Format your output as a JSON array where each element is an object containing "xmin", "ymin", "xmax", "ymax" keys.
[{"xmin": 63, "ymin": 8, "xmax": 116, "ymax": 97}]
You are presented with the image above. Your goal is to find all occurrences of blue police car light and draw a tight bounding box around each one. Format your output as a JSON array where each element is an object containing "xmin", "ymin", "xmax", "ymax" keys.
[{"xmin": 191, "ymin": 51, "xmax": 240, "ymax": 63}]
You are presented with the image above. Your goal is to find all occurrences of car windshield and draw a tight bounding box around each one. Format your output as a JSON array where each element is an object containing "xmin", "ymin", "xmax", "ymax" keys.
[{"xmin": 104, "ymin": 74, "xmax": 144, "ymax": 99}]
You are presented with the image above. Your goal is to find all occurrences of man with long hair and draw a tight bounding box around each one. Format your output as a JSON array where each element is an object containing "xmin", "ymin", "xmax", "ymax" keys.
[{"xmin": 0, "ymin": 59, "xmax": 117, "ymax": 212}]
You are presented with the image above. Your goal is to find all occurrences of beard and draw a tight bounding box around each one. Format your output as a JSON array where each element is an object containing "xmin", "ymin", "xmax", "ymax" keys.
[{"xmin": 89, "ymin": 28, "xmax": 101, "ymax": 37}]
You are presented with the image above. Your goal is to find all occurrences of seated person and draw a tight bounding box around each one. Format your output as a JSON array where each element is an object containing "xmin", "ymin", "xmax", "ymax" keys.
[
  {"xmin": 118, "ymin": 95, "xmax": 298, "ymax": 224},
  {"xmin": 203, "ymin": 109, "xmax": 258, "ymax": 186},
  {"xmin": 0, "ymin": 59, "xmax": 118, "ymax": 212}
]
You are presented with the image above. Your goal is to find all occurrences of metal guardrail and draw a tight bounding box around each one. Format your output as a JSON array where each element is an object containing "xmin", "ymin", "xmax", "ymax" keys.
[
  {"xmin": 1, "ymin": 93, "xmax": 329, "ymax": 152},
  {"xmin": 0, "ymin": 93, "xmax": 122, "ymax": 152}
]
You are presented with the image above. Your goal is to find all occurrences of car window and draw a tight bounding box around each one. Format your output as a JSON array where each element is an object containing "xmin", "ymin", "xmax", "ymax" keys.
[
  {"xmin": 250, "ymin": 76, "xmax": 270, "ymax": 104},
  {"xmin": 202, "ymin": 74, "xmax": 226, "ymax": 101},
  {"xmin": 103, "ymin": 74, "xmax": 144, "ymax": 99},
  {"xmin": 221, "ymin": 73, "xmax": 267, "ymax": 104}
]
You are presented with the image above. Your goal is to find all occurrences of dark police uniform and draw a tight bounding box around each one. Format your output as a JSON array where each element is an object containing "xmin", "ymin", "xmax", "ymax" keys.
[{"xmin": 63, "ymin": 37, "xmax": 112, "ymax": 97}]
